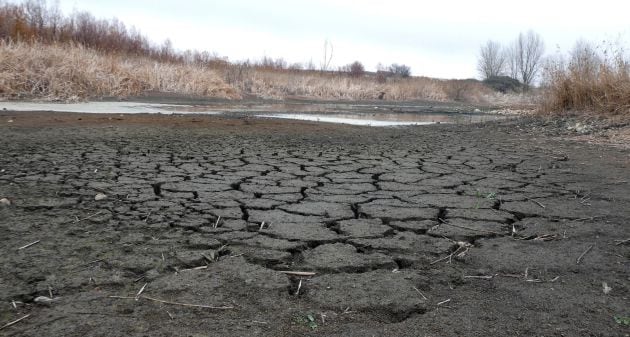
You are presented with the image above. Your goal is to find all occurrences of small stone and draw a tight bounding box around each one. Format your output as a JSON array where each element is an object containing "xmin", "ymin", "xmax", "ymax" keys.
[
  {"xmin": 602, "ymin": 282, "xmax": 612, "ymax": 294},
  {"xmin": 7, "ymin": 119, "xmax": 13, "ymax": 123},
  {"xmin": 34, "ymin": 296, "xmax": 58, "ymax": 305},
  {"xmin": 95, "ymin": 193, "xmax": 108, "ymax": 201},
  {"xmin": 0, "ymin": 198, "xmax": 11, "ymax": 206}
]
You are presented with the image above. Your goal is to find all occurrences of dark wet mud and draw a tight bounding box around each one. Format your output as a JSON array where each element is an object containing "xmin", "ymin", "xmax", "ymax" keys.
[{"xmin": 0, "ymin": 111, "xmax": 628, "ymax": 336}]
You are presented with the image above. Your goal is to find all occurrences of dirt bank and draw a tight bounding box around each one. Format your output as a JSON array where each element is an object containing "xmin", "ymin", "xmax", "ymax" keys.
[{"xmin": 0, "ymin": 111, "xmax": 628, "ymax": 336}]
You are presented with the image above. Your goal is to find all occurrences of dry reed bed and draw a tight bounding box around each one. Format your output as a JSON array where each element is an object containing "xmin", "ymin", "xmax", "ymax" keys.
[
  {"xmin": 0, "ymin": 42, "xmax": 493, "ymax": 102},
  {"xmin": 230, "ymin": 70, "xmax": 455, "ymax": 101},
  {"xmin": 0, "ymin": 42, "xmax": 238, "ymax": 101},
  {"xmin": 542, "ymin": 45, "xmax": 630, "ymax": 116}
]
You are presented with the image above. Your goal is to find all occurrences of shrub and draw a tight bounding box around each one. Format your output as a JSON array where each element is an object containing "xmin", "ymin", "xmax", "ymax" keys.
[
  {"xmin": 348, "ymin": 61, "xmax": 365, "ymax": 77},
  {"xmin": 483, "ymin": 76, "xmax": 522, "ymax": 93},
  {"xmin": 389, "ymin": 64, "xmax": 411, "ymax": 78}
]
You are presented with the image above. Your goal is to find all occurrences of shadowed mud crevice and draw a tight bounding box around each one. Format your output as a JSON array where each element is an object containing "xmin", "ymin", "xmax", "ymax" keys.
[
  {"xmin": 239, "ymin": 205, "xmax": 249, "ymax": 221},
  {"xmin": 393, "ymin": 258, "xmax": 414, "ymax": 270},
  {"xmin": 436, "ymin": 208, "xmax": 447, "ymax": 222},
  {"xmin": 151, "ymin": 182, "xmax": 163, "ymax": 196},
  {"xmin": 350, "ymin": 203, "xmax": 360, "ymax": 219},
  {"xmin": 299, "ymin": 187, "xmax": 308, "ymax": 200},
  {"xmin": 230, "ymin": 181, "xmax": 242, "ymax": 191}
]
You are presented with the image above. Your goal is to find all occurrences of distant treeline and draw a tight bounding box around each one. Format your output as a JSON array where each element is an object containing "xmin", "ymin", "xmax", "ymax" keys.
[
  {"xmin": 0, "ymin": 0, "xmax": 500, "ymax": 103},
  {"xmin": 0, "ymin": 0, "xmax": 416, "ymax": 75},
  {"xmin": 0, "ymin": 0, "xmax": 228, "ymax": 65}
]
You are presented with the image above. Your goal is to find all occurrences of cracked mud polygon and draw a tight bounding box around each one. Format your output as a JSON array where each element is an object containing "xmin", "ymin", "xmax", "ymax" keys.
[{"xmin": 0, "ymin": 110, "xmax": 628, "ymax": 336}]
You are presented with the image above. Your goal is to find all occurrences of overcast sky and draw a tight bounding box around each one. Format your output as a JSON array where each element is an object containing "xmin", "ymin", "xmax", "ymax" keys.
[{"xmin": 53, "ymin": 0, "xmax": 630, "ymax": 79}]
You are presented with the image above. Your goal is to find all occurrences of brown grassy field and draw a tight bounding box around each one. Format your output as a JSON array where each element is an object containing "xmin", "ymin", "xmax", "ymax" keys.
[
  {"xmin": 0, "ymin": 42, "xmax": 499, "ymax": 103},
  {"xmin": 0, "ymin": 42, "xmax": 238, "ymax": 100}
]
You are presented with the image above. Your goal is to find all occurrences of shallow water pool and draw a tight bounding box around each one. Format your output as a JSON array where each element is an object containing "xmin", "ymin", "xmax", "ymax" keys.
[{"xmin": 1, "ymin": 101, "xmax": 507, "ymax": 127}]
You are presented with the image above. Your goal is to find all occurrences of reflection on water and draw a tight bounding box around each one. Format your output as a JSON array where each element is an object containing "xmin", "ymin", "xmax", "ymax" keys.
[
  {"xmin": 1, "ymin": 101, "xmax": 508, "ymax": 127},
  {"xmin": 257, "ymin": 112, "xmax": 502, "ymax": 127},
  {"xmin": 0, "ymin": 102, "xmax": 221, "ymax": 114}
]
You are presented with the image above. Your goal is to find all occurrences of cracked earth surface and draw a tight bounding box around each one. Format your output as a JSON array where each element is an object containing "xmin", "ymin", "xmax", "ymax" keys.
[{"xmin": 0, "ymin": 111, "xmax": 629, "ymax": 336}]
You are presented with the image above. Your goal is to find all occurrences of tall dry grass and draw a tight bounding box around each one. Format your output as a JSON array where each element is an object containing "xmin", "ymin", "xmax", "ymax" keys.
[
  {"xmin": 541, "ymin": 41, "xmax": 630, "ymax": 116},
  {"xmin": 0, "ymin": 41, "xmax": 494, "ymax": 102},
  {"xmin": 0, "ymin": 41, "xmax": 238, "ymax": 101},
  {"xmin": 225, "ymin": 68, "xmax": 459, "ymax": 101}
]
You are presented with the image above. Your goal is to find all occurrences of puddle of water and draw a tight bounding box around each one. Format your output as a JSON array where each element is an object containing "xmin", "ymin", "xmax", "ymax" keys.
[
  {"xmin": 257, "ymin": 114, "xmax": 437, "ymax": 126},
  {"xmin": 1, "ymin": 101, "xmax": 507, "ymax": 127},
  {"xmin": 257, "ymin": 112, "xmax": 502, "ymax": 127},
  {"xmin": 0, "ymin": 101, "xmax": 222, "ymax": 114}
]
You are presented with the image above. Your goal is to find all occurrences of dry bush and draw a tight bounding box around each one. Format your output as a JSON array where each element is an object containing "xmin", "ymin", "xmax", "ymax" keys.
[
  {"xmin": 542, "ymin": 41, "xmax": 630, "ymax": 116},
  {"xmin": 0, "ymin": 41, "xmax": 238, "ymax": 100}
]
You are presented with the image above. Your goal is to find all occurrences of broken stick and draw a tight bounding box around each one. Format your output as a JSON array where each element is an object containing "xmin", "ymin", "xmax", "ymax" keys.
[
  {"xmin": 279, "ymin": 271, "xmax": 316, "ymax": 276},
  {"xmin": 0, "ymin": 314, "xmax": 31, "ymax": 330},
  {"xmin": 576, "ymin": 244, "xmax": 594, "ymax": 265},
  {"xmin": 17, "ymin": 240, "xmax": 40, "ymax": 250},
  {"xmin": 109, "ymin": 295, "xmax": 234, "ymax": 310}
]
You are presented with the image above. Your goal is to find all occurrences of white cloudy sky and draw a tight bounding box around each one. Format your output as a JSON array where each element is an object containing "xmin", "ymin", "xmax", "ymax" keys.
[{"xmin": 52, "ymin": 0, "xmax": 630, "ymax": 78}]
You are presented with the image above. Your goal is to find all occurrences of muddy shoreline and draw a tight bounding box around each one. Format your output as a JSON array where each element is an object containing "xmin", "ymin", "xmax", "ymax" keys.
[{"xmin": 0, "ymin": 111, "xmax": 628, "ymax": 336}]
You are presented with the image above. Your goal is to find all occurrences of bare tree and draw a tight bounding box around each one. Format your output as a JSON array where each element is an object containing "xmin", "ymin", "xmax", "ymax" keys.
[
  {"xmin": 509, "ymin": 30, "xmax": 545, "ymax": 89},
  {"xmin": 388, "ymin": 63, "xmax": 411, "ymax": 78},
  {"xmin": 506, "ymin": 45, "xmax": 519, "ymax": 80},
  {"xmin": 24, "ymin": 0, "xmax": 45, "ymax": 33},
  {"xmin": 477, "ymin": 40, "xmax": 505, "ymax": 79},
  {"xmin": 320, "ymin": 39, "xmax": 333, "ymax": 71},
  {"xmin": 305, "ymin": 58, "xmax": 317, "ymax": 71},
  {"xmin": 569, "ymin": 39, "xmax": 601, "ymax": 81},
  {"xmin": 339, "ymin": 61, "xmax": 364, "ymax": 77},
  {"xmin": 46, "ymin": 0, "xmax": 63, "ymax": 40}
]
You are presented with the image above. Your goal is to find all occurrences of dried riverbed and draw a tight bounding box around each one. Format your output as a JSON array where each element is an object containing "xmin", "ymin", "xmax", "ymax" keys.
[{"xmin": 0, "ymin": 111, "xmax": 628, "ymax": 336}]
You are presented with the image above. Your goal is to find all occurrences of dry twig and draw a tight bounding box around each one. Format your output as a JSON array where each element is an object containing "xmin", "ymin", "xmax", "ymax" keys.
[
  {"xmin": 464, "ymin": 275, "xmax": 494, "ymax": 280},
  {"xmin": 576, "ymin": 244, "xmax": 594, "ymax": 265},
  {"xmin": 438, "ymin": 218, "xmax": 502, "ymax": 235},
  {"xmin": 430, "ymin": 244, "xmax": 470, "ymax": 265},
  {"xmin": 294, "ymin": 279, "xmax": 302, "ymax": 296},
  {"xmin": 279, "ymin": 271, "xmax": 316, "ymax": 276},
  {"xmin": 437, "ymin": 299, "xmax": 451, "ymax": 306},
  {"xmin": 135, "ymin": 283, "xmax": 148, "ymax": 300},
  {"xmin": 73, "ymin": 211, "xmax": 104, "ymax": 223},
  {"xmin": 17, "ymin": 240, "xmax": 40, "ymax": 250},
  {"xmin": 108, "ymin": 295, "xmax": 234, "ymax": 310},
  {"xmin": 0, "ymin": 314, "xmax": 30, "ymax": 330},
  {"xmin": 530, "ymin": 199, "xmax": 546, "ymax": 209},
  {"xmin": 412, "ymin": 286, "xmax": 428, "ymax": 300}
]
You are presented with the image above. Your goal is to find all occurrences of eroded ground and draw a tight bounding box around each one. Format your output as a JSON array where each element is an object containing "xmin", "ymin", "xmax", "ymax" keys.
[{"xmin": 0, "ymin": 112, "xmax": 628, "ymax": 336}]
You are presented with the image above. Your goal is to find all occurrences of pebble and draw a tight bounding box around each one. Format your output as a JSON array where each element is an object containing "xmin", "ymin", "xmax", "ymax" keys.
[
  {"xmin": 0, "ymin": 198, "xmax": 11, "ymax": 206},
  {"xmin": 94, "ymin": 193, "xmax": 108, "ymax": 201},
  {"xmin": 34, "ymin": 296, "xmax": 59, "ymax": 305}
]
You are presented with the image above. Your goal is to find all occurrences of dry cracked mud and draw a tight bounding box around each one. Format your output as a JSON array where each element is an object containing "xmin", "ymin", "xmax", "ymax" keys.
[{"xmin": 0, "ymin": 111, "xmax": 629, "ymax": 336}]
